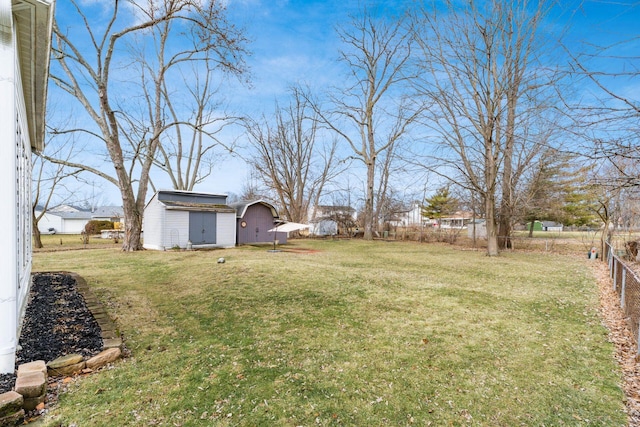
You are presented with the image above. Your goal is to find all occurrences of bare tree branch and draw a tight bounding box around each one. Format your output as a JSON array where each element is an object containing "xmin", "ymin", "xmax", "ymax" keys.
[{"xmin": 50, "ymin": 0, "xmax": 248, "ymax": 250}]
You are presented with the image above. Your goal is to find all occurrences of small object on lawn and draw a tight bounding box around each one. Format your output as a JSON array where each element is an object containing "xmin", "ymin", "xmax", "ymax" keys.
[{"xmin": 217, "ymin": 257, "xmax": 225, "ymax": 264}]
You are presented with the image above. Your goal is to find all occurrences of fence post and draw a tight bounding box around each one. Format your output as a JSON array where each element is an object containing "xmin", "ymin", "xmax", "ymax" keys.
[
  {"xmin": 621, "ymin": 267, "xmax": 626, "ymax": 309},
  {"xmin": 613, "ymin": 259, "xmax": 618, "ymax": 291},
  {"xmin": 608, "ymin": 243, "xmax": 614, "ymax": 276},
  {"xmin": 607, "ymin": 243, "xmax": 615, "ymax": 278}
]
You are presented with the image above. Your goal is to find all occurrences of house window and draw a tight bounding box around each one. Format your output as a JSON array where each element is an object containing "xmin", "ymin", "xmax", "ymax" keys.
[{"xmin": 14, "ymin": 54, "xmax": 32, "ymax": 292}]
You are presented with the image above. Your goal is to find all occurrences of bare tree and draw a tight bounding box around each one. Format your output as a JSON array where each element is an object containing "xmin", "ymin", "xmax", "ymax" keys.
[
  {"xmin": 244, "ymin": 87, "xmax": 341, "ymax": 223},
  {"xmin": 32, "ymin": 146, "xmax": 83, "ymax": 248},
  {"xmin": 412, "ymin": 0, "xmax": 559, "ymax": 256},
  {"xmin": 49, "ymin": 0, "xmax": 247, "ymax": 251},
  {"xmin": 373, "ymin": 140, "xmax": 398, "ymax": 234},
  {"xmin": 564, "ymin": 3, "xmax": 640, "ymax": 224},
  {"xmin": 128, "ymin": 41, "xmax": 240, "ymax": 192},
  {"xmin": 313, "ymin": 8, "xmax": 424, "ymax": 240}
]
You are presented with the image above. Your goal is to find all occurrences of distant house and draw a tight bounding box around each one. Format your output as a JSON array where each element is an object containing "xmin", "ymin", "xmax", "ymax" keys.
[
  {"xmin": 143, "ymin": 190, "xmax": 236, "ymax": 250},
  {"xmin": 391, "ymin": 202, "xmax": 424, "ymax": 227},
  {"xmin": 525, "ymin": 220, "xmax": 544, "ymax": 232},
  {"xmin": 309, "ymin": 205, "xmax": 356, "ymax": 236},
  {"xmin": 524, "ymin": 221, "xmax": 563, "ymax": 232},
  {"xmin": 541, "ymin": 221, "xmax": 563, "ymax": 232},
  {"xmin": 35, "ymin": 205, "xmax": 125, "ymax": 234},
  {"xmin": 0, "ymin": 0, "xmax": 55, "ymax": 373},
  {"xmin": 309, "ymin": 218, "xmax": 338, "ymax": 236},
  {"xmin": 230, "ymin": 200, "xmax": 287, "ymax": 245},
  {"xmin": 438, "ymin": 211, "xmax": 473, "ymax": 229}
]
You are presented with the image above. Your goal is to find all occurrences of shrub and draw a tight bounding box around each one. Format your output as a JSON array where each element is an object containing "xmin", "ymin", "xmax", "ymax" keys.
[{"xmin": 84, "ymin": 220, "xmax": 114, "ymax": 235}]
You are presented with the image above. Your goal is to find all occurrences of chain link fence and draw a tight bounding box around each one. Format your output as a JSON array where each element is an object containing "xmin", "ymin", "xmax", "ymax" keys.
[{"xmin": 604, "ymin": 241, "xmax": 640, "ymax": 351}]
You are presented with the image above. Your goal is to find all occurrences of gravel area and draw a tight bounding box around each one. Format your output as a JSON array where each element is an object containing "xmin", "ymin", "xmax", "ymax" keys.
[{"xmin": 0, "ymin": 273, "xmax": 103, "ymax": 394}]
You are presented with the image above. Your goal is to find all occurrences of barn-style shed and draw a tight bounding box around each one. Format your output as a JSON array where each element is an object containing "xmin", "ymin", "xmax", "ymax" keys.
[
  {"xmin": 143, "ymin": 190, "xmax": 236, "ymax": 250},
  {"xmin": 230, "ymin": 200, "xmax": 287, "ymax": 245}
]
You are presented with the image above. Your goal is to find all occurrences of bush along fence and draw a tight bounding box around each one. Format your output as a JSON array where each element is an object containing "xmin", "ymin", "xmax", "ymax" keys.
[{"xmin": 604, "ymin": 241, "xmax": 640, "ymax": 352}]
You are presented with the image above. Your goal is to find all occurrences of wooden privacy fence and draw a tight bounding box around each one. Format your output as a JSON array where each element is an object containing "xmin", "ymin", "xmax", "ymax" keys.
[{"xmin": 605, "ymin": 241, "xmax": 640, "ymax": 352}]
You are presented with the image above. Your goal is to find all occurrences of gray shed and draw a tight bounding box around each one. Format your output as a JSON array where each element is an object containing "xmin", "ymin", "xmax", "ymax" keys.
[
  {"xmin": 143, "ymin": 190, "xmax": 236, "ymax": 250},
  {"xmin": 230, "ymin": 200, "xmax": 287, "ymax": 245}
]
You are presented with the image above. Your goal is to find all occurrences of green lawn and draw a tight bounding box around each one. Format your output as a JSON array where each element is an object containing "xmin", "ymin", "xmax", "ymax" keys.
[
  {"xmin": 33, "ymin": 239, "xmax": 626, "ymax": 426},
  {"xmin": 35, "ymin": 233, "xmax": 123, "ymax": 251}
]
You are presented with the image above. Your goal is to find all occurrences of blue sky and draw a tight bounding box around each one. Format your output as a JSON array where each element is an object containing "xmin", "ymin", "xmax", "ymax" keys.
[
  {"xmin": 47, "ymin": 0, "xmax": 640, "ymax": 207},
  {"xmin": 211, "ymin": 0, "xmax": 640, "ymax": 202},
  {"xmin": 224, "ymin": 0, "xmax": 406, "ymax": 115}
]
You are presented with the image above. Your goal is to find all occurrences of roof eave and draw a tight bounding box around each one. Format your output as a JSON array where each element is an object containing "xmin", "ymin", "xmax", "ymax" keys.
[{"xmin": 13, "ymin": 0, "xmax": 54, "ymax": 153}]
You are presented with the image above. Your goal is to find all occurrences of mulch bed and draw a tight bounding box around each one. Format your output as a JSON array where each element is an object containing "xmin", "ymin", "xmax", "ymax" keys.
[{"xmin": 0, "ymin": 273, "xmax": 103, "ymax": 394}]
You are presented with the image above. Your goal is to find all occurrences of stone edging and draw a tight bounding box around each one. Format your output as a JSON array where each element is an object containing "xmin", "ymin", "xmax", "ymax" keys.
[{"xmin": 0, "ymin": 272, "xmax": 124, "ymax": 426}]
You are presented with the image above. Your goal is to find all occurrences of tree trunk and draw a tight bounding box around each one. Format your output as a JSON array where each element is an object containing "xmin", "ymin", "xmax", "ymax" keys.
[
  {"xmin": 497, "ymin": 209, "xmax": 512, "ymax": 249},
  {"xmin": 485, "ymin": 193, "xmax": 499, "ymax": 257},
  {"xmin": 528, "ymin": 218, "xmax": 535, "ymax": 238},
  {"xmin": 32, "ymin": 212, "xmax": 43, "ymax": 249},
  {"xmin": 121, "ymin": 199, "xmax": 144, "ymax": 251},
  {"xmin": 498, "ymin": 30, "xmax": 520, "ymax": 250},
  {"xmin": 364, "ymin": 159, "xmax": 375, "ymax": 240}
]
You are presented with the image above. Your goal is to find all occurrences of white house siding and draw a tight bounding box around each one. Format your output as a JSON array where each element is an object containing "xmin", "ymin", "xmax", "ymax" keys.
[
  {"xmin": 0, "ymin": 2, "xmax": 18, "ymax": 374},
  {"xmin": 62, "ymin": 218, "xmax": 88, "ymax": 234},
  {"xmin": 35, "ymin": 211, "xmax": 63, "ymax": 233},
  {"xmin": 467, "ymin": 221, "xmax": 487, "ymax": 239},
  {"xmin": 397, "ymin": 203, "xmax": 423, "ymax": 226},
  {"xmin": 164, "ymin": 210, "xmax": 189, "ymax": 249},
  {"xmin": 0, "ymin": 0, "xmax": 53, "ymax": 373},
  {"xmin": 142, "ymin": 197, "xmax": 165, "ymax": 250},
  {"xmin": 36, "ymin": 215, "xmax": 85, "ymax": 234},
  {"xmin": 309, "ymin": 219, "xmax": 338, "ymax": 236}
]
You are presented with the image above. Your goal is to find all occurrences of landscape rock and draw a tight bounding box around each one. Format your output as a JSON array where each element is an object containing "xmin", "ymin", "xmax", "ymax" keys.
[
  {"xmin": 17, "ymin": 360, "xmax": 46, "ymax": 378},
  {"xmin": 0, "ymin": 409, "xmax": 24, "ymax": 427},
  {"xmin": 103, "ymin": 337, "xmax": 123, "ymax": 350},
  {"xmin": 86, "ymin": 348, "xmax": 121, "ymax": 370},
  {"xmin": 22, "ymin": 394, "xmax": 45, "ymax": 412},
  {"xmin": 101, "ymin": 329, "xmax": 118, "ymax": 340},
  {"xmin": 47, "ymin": 354, "xmax": 83, "ymax": 369},
  {"xmin": 0, "ymin": 391, "xmax": 22, "ymax": 418},
  {"xmin": 47, "ymin": 354, "xmax": 85, "ymax": 377},
  {"xmin": 14, "ymin": 372, "xmax": 46, "ymax": 398},
  {"xmin": 47, "ymin": 361, "xmax": 85, "ymax": 377}
]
